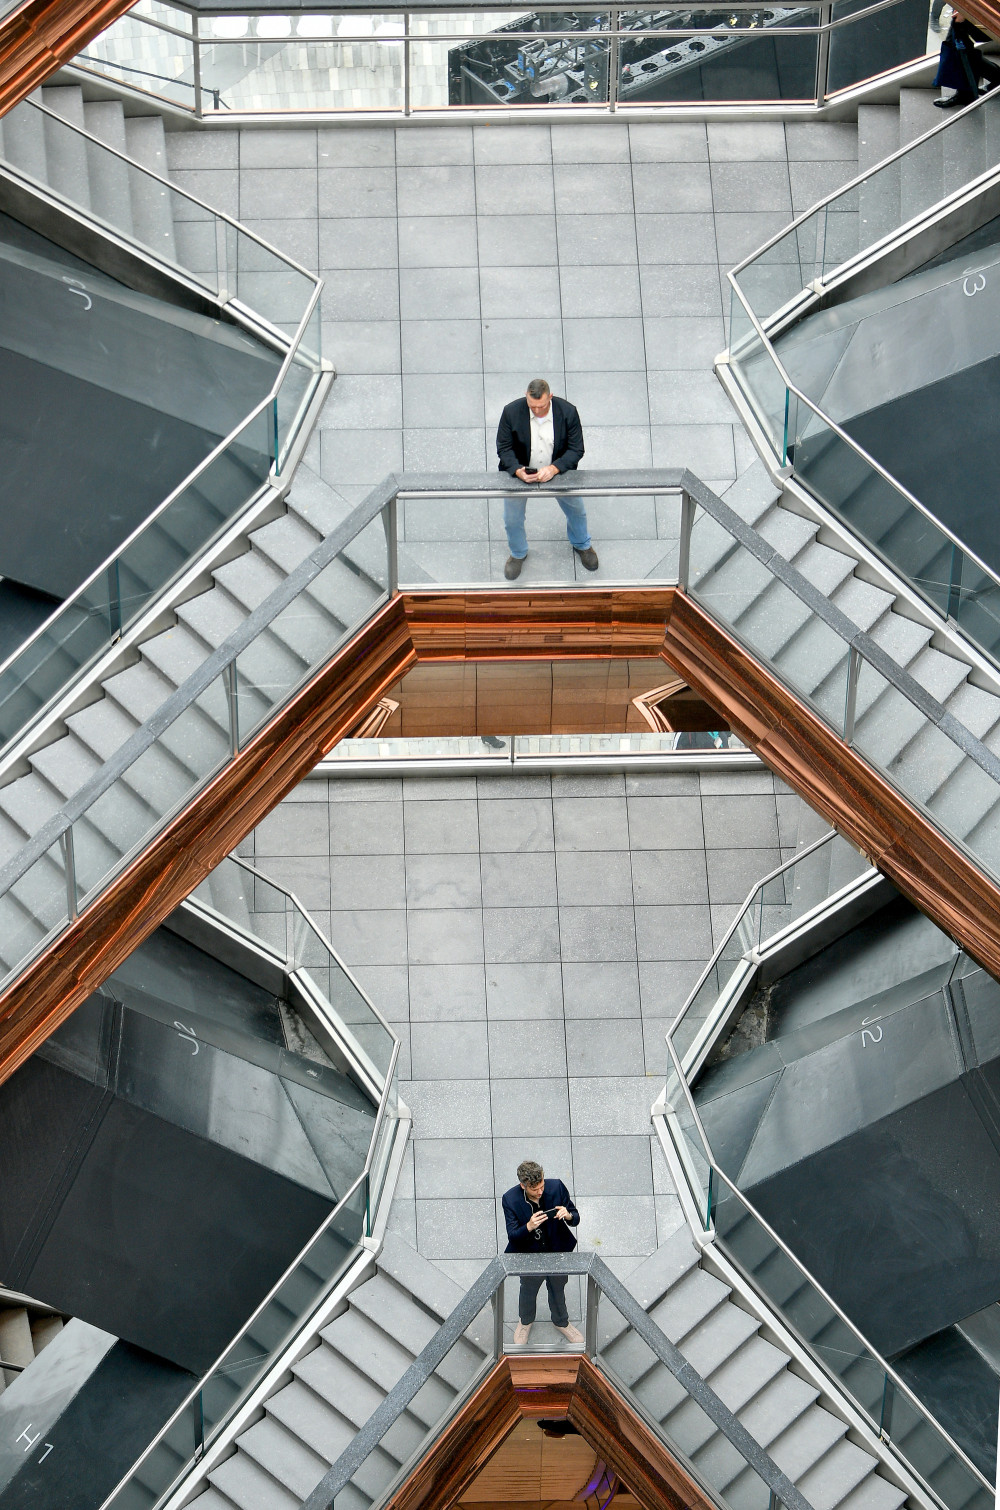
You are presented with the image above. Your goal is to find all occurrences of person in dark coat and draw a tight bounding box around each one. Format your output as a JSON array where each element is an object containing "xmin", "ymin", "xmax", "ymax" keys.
[
  {"xmin": 502, "ymin": 1157, "xmax": 584, "ymax": 1345},
  {"xmin": 934, "ymin": 9, "xmax": 1000, "ymax": 106},
  {"xmin": 495, "ymin": 378, "xmax": 599, "ymax": 581}
]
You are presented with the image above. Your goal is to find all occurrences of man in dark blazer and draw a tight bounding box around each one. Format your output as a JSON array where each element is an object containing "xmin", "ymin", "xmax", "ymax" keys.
[
  {"xmin": 502, "ymin": 1157, "xmax": 584, "ymax": 1345},
  {"xmin": 496, "ymin": 378, "xmax": 599, "ymax": 581}
]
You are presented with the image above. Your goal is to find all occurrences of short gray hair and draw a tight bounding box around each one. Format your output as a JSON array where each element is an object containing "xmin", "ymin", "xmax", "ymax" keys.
[
  {"xmin": 518, "ymin": 1159, "xmax": 544, "ymax": 1186},
  {"xmin": 526, "ymin": 378, "xmax": 550, "ymax": 399}
]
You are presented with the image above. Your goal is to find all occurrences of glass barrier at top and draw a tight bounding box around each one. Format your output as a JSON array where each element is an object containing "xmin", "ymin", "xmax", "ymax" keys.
[
  {"xmin": 77, "ymin": 0, "xmax": 941, "ymax": 115},
  {"xmin": 394, "ymin": 489, "xmax": 682, "ymax": 588}
]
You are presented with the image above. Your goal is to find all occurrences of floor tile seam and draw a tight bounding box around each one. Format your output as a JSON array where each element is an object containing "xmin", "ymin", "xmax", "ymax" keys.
[
  {"xmin": 472, "ymin": 788, "xmax": 501, "ymax": 1220},
  {"xmin": 391, "ymin": 129, "xmax": 406, "ymax": 433},
  {"xmin": 625, "ymin": 137, "xmax": 654, "ymax": 440}
]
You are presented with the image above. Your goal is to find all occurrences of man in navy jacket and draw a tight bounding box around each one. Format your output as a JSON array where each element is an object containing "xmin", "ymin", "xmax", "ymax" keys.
[
  {"xmin": 495, "ymin": 378, "xmax": 599, "ymax": 581},
  {"xmin": 502, "ymin": 1157, "xmax": 584, "ymax": 1345}
]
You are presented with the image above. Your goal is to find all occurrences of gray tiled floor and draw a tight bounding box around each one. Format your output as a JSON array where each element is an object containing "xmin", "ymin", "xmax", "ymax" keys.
[
  {"xmin": 167, "ymin": 119, "xmax": 859, "ymax": 583},
  {"xmin": 239, "ymin": 765, "xmax": 811, "ymax": 1294}
]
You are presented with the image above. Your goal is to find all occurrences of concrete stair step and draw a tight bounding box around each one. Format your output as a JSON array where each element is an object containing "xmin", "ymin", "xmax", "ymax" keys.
[
  {"xmin": 857, "ymin": 104, "xmax": 900, "ymax": 245},
  {"xmin": 237, "ymin": 1416, "xmax": 328, "ymax": 1500},
  {"xmin": 39, "ymin": 86, "xmax": 90, "ymax": 211},
  {"xmin": 123, "ymin": 114, "xmax": 176, "ymax": 260},
  {"xmin": 81, "ymin": 99, "xmax": 134, "ymax": 235},
  {"xmin": 208, "ymin": 1450, "xmax": 301, "ymax": 1510},
  {"xmin": 1, "ymin": 92, "xmax": 47, "ymax": 182}
]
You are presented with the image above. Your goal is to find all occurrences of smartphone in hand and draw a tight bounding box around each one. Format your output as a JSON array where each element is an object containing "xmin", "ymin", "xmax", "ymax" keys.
[{"xmin": 523, "ymin": 467, "xmax": 538, "ymax": 476}]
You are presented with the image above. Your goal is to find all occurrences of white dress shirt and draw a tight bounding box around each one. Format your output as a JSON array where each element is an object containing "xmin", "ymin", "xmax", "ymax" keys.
[{"xmin": 528, "ymin": 406, "xmax": 555, "ymax": 471}]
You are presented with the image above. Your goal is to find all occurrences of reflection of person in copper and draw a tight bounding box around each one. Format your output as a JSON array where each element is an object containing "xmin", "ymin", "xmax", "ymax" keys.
[
  {"xmin": 502, "ymin": 1158, "xmax": 584, "ymax": 1346},
  {"xmin": 934, "ymin": 8, "xmax": 1000, "ymax": 107}
]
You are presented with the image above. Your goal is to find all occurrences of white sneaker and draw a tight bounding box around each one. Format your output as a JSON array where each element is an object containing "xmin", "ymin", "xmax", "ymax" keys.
[
  {"xmin": 555, "ymin": 1323, "xmax": 585, "ymax": 1344},
  {"xmin": 513, "ymin": 1322, "xmax": 532, "ymax": 1345}
]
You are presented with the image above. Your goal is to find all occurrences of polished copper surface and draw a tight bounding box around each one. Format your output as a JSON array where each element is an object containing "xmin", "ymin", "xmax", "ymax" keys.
[
  {"xmin": 0, "ymin": 0, "xmax": 138, "ymax": 113},
  {"xmin": 663, "ymin": 593, "xmax": 1000, "ymax": 979},
  {"xmin": 376, "ymin": 658, "xmax": 676, "ymax": 738},
  {"xmin": 0, "ymin": 598, "xmax": 415, "ymax": 1084},
  {"xmin": 382, "ymin": 1353, "xmax": 711, "ymax": 1510},
  {"xmin": 2, "ymin": 581, "xmax": 1000, "ymax": 1084}
]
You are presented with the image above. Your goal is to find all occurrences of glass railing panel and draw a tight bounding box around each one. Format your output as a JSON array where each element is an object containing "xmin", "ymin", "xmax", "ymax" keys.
[
  {"xmin": 618, "ymin": 18, "xmax": 819, "ymax": 105},
  {"xmin": 596, "ymin": 1291, "xmax": 773, "ymax": 1510},
  {"xmin": 710, "ymin": 1175, "xmax": 887, "ymax": 1420},
  {"xmin": 233, "ymin": 518, "xmax": 389, "ymax": 749},
  {"xmin": 785, "ymin": 401, "xmax": 952, "ymax": 619},
  {"xmin": 367, "ymin": 1062, "xmax": 400, "ymax": 1216},
  {"xmin": 229, "ymin": 226, "xmax": 317, "ymax": 335},
  {"xmin": 118, "ymin": 407, "xmax": 274, "ymax": 630},
  {"xmin": 952, "ymin": 555, "xmax": 1000, "ymax": 667},
  {"xmin": 72, "ymin": 675, "xmax": 232, "ymax": 904},
  {"xmin": 665, "ymin": 1051, "xmax": 713, "ymax": 1227},
  {"xmin": 671, "ymin": 916, "xmax": 755, "ymax": 1063},
  {"xmin": 884, "ymin": 1388, "xmax": 994, "ymax": 1510},
  {"xmin": 421, "ymin": 18, "xmax": 611, "ymax": 109},
  {"xmin": 275, "ymin": 302, "xmax": 323, "ymax": 470},
  {"xmin": 79, "ymin": 13, "xmax": 199, "ymax": 112},
  {"xmin": 828, "ymin": 0, "xmax": 935, "ymax": 95},
  {"xmin": 199, "ymin": 32, "xmax": 405, "ymax": 114},
  {"xmin": 0, "ymin": 576, "xmax": 117, "ymax": 748},
  {"xmin": 0, "ymin": 840, "xmax": 71, "ymax": 983},
  {"xmin": 200, "ymin": 1177, "xmax": 368, "ymax": 1441},
  {"xmin": 727, "ymin": 291, "xmax": 790, "ymax": 461},
  {"xmin": 396, "ymin": 492, "xmax": 678, "ymax": 587}
]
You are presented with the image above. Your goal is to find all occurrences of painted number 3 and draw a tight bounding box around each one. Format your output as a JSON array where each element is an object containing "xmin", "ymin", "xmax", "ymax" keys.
[
  {"xmin": 963, "ymin": 272, "xmax": 987, "ymax": 297},
  {"xmin": 860, "ymin": 1015, "xmax": 883, "ymax": 1047}
]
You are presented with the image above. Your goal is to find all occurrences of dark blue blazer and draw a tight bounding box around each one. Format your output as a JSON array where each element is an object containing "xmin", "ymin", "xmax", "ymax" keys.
[
  {"xmin": 502, "ymin": 1178, "xmax": 580, "ymax": 1253},
  {"xmin": 496, "ymin": 396, "xmax": 585, "ymax": 477}
]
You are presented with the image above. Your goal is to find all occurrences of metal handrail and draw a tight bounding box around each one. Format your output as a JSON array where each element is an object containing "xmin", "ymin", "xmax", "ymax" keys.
[
  {"xmin": 727, "ymin": 276, "xmax": 1000, "ymax": 600},
  {"xmin": 0, "ymin": 102, "xmax": 324, "ymax": 745},
  {"xmin": 218, "ymin": 852, "xmax": 398, "ymax": 1043},
  {"xmin": 662, "ymin": 1038, "xmax": 993, "ymax": 1499},
  {"xmin": 729, "ymin": 85, "xmax": 998, "ymax": 278},
  {"xmin": 98, "ymin": 856, "xmax": 402, "ymax": 1510},
  {"xmin": 2, "ymin": 469, "xmax": 1000, "ymax": 987},
  {"xmin": 667, "ymin": 827, "xmax": 840, "ymax": 1031},
  {"xmin": 300, "ymin": 1250, "xmax": 815, "ymax": 1510},
  {"xmin": 725, "ymin": 90, "xmax": 1000, "ymax": 611},
  {"xmin": 79, "ymin": 0, "xmax": 941, "ymax": 118}
]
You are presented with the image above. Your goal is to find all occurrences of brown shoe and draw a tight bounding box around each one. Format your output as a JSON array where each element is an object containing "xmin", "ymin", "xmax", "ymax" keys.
[
  {"xmin": 513, "ymin": 1322, "xmax": 532, "ymax": 1344},
  {"xmin": 575, "ymin": 546, "xmax": 599, "ymax": 571},
  {"xmin": 505, "ymin": 555, "xmax": 526, "ymax": 580},
  {"xmin": 555, "ymin": 1323, "xmax": 585, "ymax": 1344}
]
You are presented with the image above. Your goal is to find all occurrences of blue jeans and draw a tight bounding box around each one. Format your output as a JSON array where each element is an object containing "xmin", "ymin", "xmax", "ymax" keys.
[{"xmin": 503, "ymin": 494, "xmax": 591, "ymax": 559}]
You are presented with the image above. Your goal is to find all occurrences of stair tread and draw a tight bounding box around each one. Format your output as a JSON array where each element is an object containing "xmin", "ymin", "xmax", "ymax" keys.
[
  {"xmin": 795, "ymin": 1437, "xmax": 880, "ymax": 1510},
  {"xmin": 209, "ymin": 1450, "xmax": 301, "ymax": 1510},
  {"xmin": 238, "ymin": 1415, "xmax": 328, "ymax": 1499}
]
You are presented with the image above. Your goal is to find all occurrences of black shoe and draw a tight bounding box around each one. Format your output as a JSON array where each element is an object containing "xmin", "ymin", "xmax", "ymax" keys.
[
  {"xmin": 574, "ymin": 546, "xmax": 599, "ymax": 571},
  {"xmin": 935, "ymin": 92, "xmax": 976, "ymax": 106},
  {"xmin": 504, "ymin": 555, "xmax": 525, "ymax": 580}
]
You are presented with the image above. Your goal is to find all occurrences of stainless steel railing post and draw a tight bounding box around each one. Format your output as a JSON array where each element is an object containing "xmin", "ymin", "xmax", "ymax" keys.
[
  {"xmin": 586, "ymin": 1274, "xmax": 600, "ymax": 1357},
  {"xmin": 677, "ymin": 490, "xmax": 694, "ymax": 591},
  {"xmin": 492, "ymin": 1283, "xmax": 505, "ymax": 1358}
]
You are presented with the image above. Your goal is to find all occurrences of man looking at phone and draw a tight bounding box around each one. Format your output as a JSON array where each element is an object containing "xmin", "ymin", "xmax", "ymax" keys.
[
  {"xmin": 502, "ymin": 1158, "xmax": 584, "ymax": 1345},
  {"xmin": 496, "ymin": 379, "xmax": 599, "ymax": 581}
]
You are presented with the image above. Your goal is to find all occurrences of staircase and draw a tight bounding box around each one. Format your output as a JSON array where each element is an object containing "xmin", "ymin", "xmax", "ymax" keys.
[
  {"xmin": 184, "ymin": 1227, "xmax": 914, "ymax": 1510},
  {"xmin": 709, "ymin": 458, "xmax": 1000, "ymax": 878},
  {"xmin": 735, "ymin": 86, "xmax": 1000, "ymax": 672},
  {"xmin": 1, "ymin": 85, "xmax": 180, "ymax": 259},
  {"xmin": 0, "ymin": 450, "xmax": 383, "ymax": 980},
  {"xmin": 0, "ymin": 1289, "xmax": 64, "ymax": 1390},
  {"xmin": 191, "ymin": 1235, "xmax": 491, "ymax": 1510}
]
